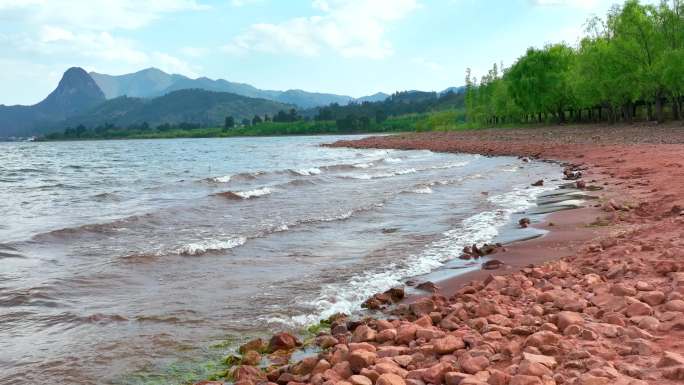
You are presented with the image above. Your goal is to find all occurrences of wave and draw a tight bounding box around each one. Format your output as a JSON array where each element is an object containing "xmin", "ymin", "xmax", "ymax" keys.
[
  {"xmin": 213, "ymin": 187, "xmax": 274, "ymax": 200},
  {"xmin": 175, "ymin": 237, "xmax": 247, "ymax": 256},
  {"xmin": 290, "ymin": 167, "xmax": 322, "ymax": 176},
  {"xmin": 278, "ymin": 181, "xmax": 556, "ymax": 327},
  {"xmin": 35, "ymin": 213, "xmax": 155, "ymax": 240},
  {"xmin": 348, "ymin": 168, "xmax": 418, "ymax": 180},
  {"xmin": 411, "ymin": 186, "xmax": 433, "ymax": 194},
  {"xmin": 382, "ymin": 157, "xmax": 403, "ymax": 164},
  {"xmin": 208, "ymin": 175, "xmax": 232, "ymax": 183}
]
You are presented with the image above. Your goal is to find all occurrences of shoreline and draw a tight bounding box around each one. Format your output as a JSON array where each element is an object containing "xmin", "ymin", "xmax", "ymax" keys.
[{"xmin": 194, "ymin": 123, "xmax": 684, "ymax": 385}]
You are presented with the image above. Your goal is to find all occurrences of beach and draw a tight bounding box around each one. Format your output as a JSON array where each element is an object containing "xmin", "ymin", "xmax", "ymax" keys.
[{"xmin": 204, "ymin": 123, "xmax": 684, "ymax": 385}]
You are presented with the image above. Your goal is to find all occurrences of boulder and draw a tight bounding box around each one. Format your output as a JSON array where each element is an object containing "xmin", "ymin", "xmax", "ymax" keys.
[
  {"xmin": 521, "ymin": 352, "xmax": 557, "ymax": 368},
  {"xmin": 376, "ymin": 373, "xmax": 406, "ymax": 385},
  {"xmin": 459, "ymin": 355, "xmax": 489, "ymax": 374},
  {"xmin": 624, "ymin": 301, "xmax": 653, "ymax": 317},
  {"xmin": 268, "ymin": 333, "xmax": 300, "ymax": 353},
  {"xmin": 509, "ymin": 375, "xmax": 543, "ymax": 385},
  {"xmin": 352, "ymin": 325, "xmax": 377, "ymax": 343},
  {"xmin": 556, "ymin": 311, "xmax": 584, "ymax": 331},
  {"xmin": 349, "ymin": 375, "xmax": 373, "ymax": 385},
  {"xmin": 349, "ymin": 350, "xmax": 377, "ymax": 374},
  {"xmin": 665, "ymin": 299, "xmax": 684, "ymax": 312},
  {"xmin": 410, "ymin": 298, "xmax": 436, "ymax": 316},
  {"xmin": 433, "ymin": 335, "xmax": 466, "ymax": 354}
]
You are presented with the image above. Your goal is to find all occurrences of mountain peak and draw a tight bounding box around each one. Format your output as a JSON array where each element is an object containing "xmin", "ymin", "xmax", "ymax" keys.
[{"xmin": 39, "ymin": 67, "xmax": 105, "ymax": 116}]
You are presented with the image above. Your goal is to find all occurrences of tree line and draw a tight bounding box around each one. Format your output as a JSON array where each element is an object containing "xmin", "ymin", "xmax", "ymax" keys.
[{"xmin": 466, "ymin": 0, "xmax": 684, "ymax": 126}]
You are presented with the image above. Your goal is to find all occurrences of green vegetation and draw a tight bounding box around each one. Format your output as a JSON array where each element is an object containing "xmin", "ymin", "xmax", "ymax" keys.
[
  {"xmin": 42, "ymin": 89, "xmax": 467, "ymax": 140},
  {"xmin": 465, "ymin": 0, "xmax": 684, "ymax": 126}
]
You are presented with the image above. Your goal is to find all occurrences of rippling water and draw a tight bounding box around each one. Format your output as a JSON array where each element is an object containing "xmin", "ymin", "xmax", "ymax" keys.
[{"xmin": 0, "ymin": 136, "xmax": 559, "ymax": 384}]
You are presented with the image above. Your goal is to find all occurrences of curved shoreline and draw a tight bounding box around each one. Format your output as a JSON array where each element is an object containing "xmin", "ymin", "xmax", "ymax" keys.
[{"xmin": 195, "ymin": 124, "xmax": 684, "ymax": 385}]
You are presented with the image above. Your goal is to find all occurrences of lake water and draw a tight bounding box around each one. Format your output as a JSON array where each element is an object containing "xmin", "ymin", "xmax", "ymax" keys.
[{"xmin": 0, "ymin": 136, "xmax": 559, "ymax": 384}]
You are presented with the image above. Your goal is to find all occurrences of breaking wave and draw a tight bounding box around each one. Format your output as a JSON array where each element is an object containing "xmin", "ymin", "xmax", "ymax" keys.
[{"xmin": 279, "ymin": 182, "xmax": 556, "ymax": 327}]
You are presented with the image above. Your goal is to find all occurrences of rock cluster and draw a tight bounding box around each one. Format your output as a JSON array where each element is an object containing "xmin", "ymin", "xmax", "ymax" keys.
[{"xmin": 198, "ymin": 219, "xmax": 684, "ymax": 385}]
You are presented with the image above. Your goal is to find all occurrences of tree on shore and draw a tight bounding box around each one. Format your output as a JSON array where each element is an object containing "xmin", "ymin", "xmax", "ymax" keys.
[
  {"xmin": 464, "ymin": 0, "xmax": 684, "ymax": 126},
  {"xmin": 224, "ymin": 116, "xmax": 235, "ymax": 130}
]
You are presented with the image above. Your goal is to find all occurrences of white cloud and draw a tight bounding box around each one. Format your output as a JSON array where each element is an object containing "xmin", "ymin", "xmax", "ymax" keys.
[
  {"xmin": 223, "ymin": 0, "xmax": 419, "ymax": 59},
  {"xmin": 230, "ymin": 0, "xmax": 263, "ymax": 6},
  {"xmin": 529, "ymin": 0, "xmax": 605, "ymax": 9},
  {"xmin": 0, "ymin": 0, "xmax": 208, "ymax": 30}
]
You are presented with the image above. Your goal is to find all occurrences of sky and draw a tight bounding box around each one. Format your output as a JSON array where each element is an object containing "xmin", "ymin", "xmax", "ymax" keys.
[{"xmin": 0, "ymin": 0, "xmax": 630, "ymax": 105}]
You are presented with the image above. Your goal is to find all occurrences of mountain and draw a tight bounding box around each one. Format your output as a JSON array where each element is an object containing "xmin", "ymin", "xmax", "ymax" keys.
[
  {"xmin": 57, "ymin": 88, "xmax": 294, "ymax": 129},
  {"xmin": 356, "ymin": 92, "xmax": 391, "ymax": 103},
  {"xmin": 0, "ymin": 67, "xmax": 105, "ymax": 137},
  {"xmin": 89, "ymin": 68, "xmax": 386, "ymax": 108}
]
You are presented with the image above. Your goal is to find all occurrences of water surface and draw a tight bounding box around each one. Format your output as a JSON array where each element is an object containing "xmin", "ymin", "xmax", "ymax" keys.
[{"xmin": 0, "ymin": 136, "xmax": 559, "ymax": 384}]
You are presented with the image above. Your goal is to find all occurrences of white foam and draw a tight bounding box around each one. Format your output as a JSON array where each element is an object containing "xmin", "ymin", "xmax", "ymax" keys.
[
  {"xmin": 279, "ymin": 181, "xmax": 556, "ymax": 327},
  {"xmin": 353, "ymin": 162, "xmax": 373, "ymax": 169},
  {"xmin": 235, "ymin": 187, "xmax": 273, "ymax": 199},
  {"xmin": 207, "ymin": 175, "xmax": 232, "ymax": 183},
  {"xmin": 350, "ymin": 168, "xmax": 418, "ymax": 180},
  {"xmin": 176, "ymin": 237, "xmax": 247, "ymax": 256},
  {"xmin": 384, "ymin": 157, "xmax": 403, "ymax": 163},
  {"xmin": 412, "ymin": 186, "xmax": 433, "ymax": 194},
  {"xmin": 294, "ymin": 168, "xmax": 322, "ymax": 176}
]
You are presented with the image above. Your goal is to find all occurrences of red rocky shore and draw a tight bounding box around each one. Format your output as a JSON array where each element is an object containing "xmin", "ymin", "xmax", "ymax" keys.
[{"xmin": 197, "ymin": 124, "xmax": 684, "ymax": 385}]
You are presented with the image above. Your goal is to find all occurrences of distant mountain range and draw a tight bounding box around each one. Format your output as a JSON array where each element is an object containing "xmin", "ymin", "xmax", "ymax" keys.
[
  {"xmin": 89, "ymin": 68, "xmax": 390, "ymax": 109},
  {"xmin": 0, "ymin": 68, "xmax": 106, "ymax": 137},
  {"xmin": 0, "ymin": 66, "xmax": 462, "ymax": 138}
]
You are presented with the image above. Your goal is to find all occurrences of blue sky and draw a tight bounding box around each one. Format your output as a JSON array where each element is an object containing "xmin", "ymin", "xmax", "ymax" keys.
[{"xmin": 0, "ymin": 0, "xmax": 628, "ymax": 105}]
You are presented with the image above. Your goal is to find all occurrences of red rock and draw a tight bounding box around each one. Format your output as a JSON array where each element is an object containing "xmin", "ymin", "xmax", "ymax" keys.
[
  {"xmin": 433, "ymin": 335, "xmax": 466, "ymax": 354},
  {"xmin": 396, "ymin": 324, "xmax": 418, "ymax": 345},
  {"xmin": 376, "ymin": 373, "xmax": 406, "ymax": 385},
  {"xmin": 375, "ymin": 362, "xmax": 408, "ymax": 377},
  {"xmin": 334, "ymin": 361, "xmax": 353, "ymax": 379},
  {"xmin": 665, "ymin": 299, "xmax": 684, "ymax": 312},
  {"xmin": 556, "ymin": 311, "xmax": 584, "ymax": 331},
  {"xmin": 291, "ymin": 357, "xmax": 318, "ymax": 375},
  {"xmin": 422, "ymin": 362, "xmax": 453, "ymax": 384},
  {"xmin": 242, "ymin": 350, "xmax": 261, "ymax": 366},
  {"xmin": 377, "ymin": 346, "xmax": 411, "ymax": 358},
  {"xmin": 576, "ymin": 374, "xmax": 610, "ymax": 385},
  {"xmin": 624, "ymin": 301, "xmax": 653, "ymax": 317},
  {"xmin": 312, "ymin": 359, "xmax": 332, "ymax": 376},
  {"xmin": 610, "ymin": 283, "xmax": 637, "ymax": 297},
  {"xmin": 635, "ymin": 281, "xmax": 655, "ymax": 291},
  {"xmin": 393, "ymin": 355, "xmax": 413, "ymax": 367},
  {"xmin": 360, "ymin": 368, "xmax": 380, "ymax": 383},
  {"xmin": 459, "ymin": 355, "xmax": 489, "ymax": 374},
  {"xmin": 376, "ymin": 329, "xmax": 398, "ymax": 343},
  {"xmin": 521, "ymin": 352, "xmax": 557, "ymax": 368},
  {"xmin": 662, "ymin": 366, "xmax": 684, "ymax": 380},
  {"xmin": 239, "ymin": 338, "xmax": 265, "ymax": 354},
  {"xmin": 316, "ymin": 335, "xmax": 339, "ymax": 349},
  {"xmin": 410, "ymin": 298, "xmax": 436, "ymax": 316},
  {"xmin": 352, "ymin": 325, "xmax": 377, "ymax": 343},
  {"xmin": 444, "ymin": 372, "xmax": 472, "ymax": 385},
  {"xmin": 487, "ymin": 369, "xmax": 511, "ymax": 385},
  {"xmin": 658, "ymin": 351, "xmax": 684, "ymax": 367},
  {"xmin": 232, "ymin": 365, "xmax": 266, "ymax": 382},
  {"xmin": 639, "ymin": 290, "xmax": 665, "ymax": 306},
  {"xmin": 349, "ymin": 342, "xmax": 376, "ymax": 352},
  {"xmin": 483, "ymin": 259, "xmax": 505, "ymax": 270},
  {"xmin": 518, "ymin": 360, "xmax": 552, "ymax": 377},
  {"xmin": 525, "ymin": 331, "xmax": 561, "ymax": 347},
  {"xmin": 349, "ymin": 350, "xmax": 377, "ymax": 374},
  {"xmin": 349, "ymin": 375, "xmax": 373, "ymax": 385},
  {"xmin": 414, "ymin": 315, "xmax": 434, "ymax": 328},
  {"xmin": 268, "ymin": 333, "xmax": 300, "ymax": 353},
  {"xmin": 509, "ymin": 375, "xmax": 542, "ymax": 385}
]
